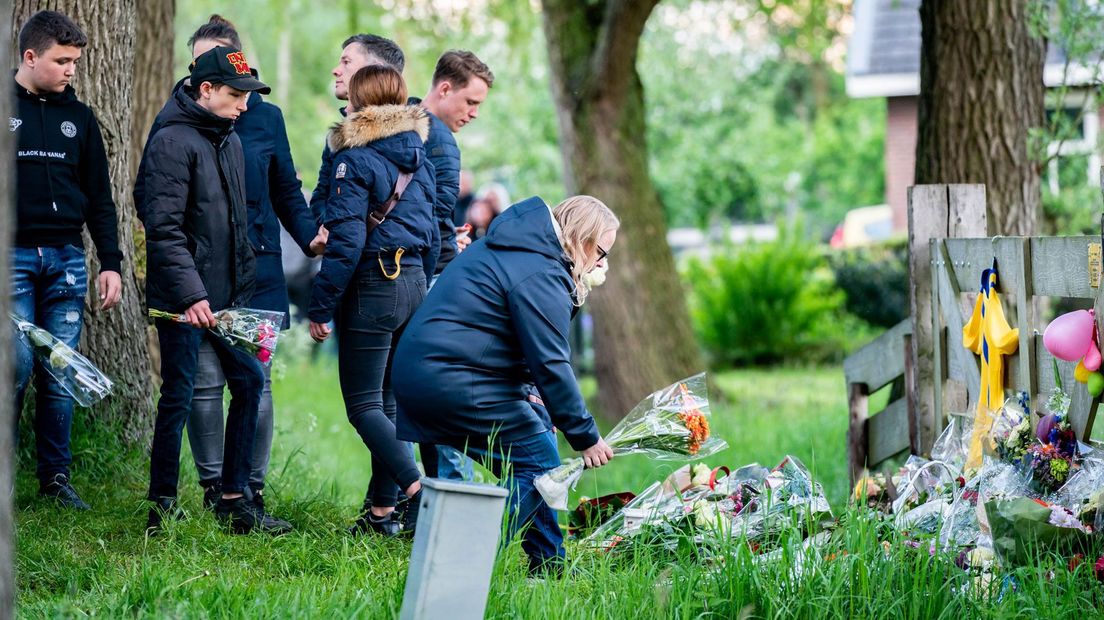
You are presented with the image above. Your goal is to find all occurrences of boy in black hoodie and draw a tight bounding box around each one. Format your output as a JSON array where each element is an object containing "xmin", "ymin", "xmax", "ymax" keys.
[
  {"xmin": 11, "ymin": 11, "xmax": 122, "ymax": 510},
  {"xmin": 140, "ymin": 47, "xmax": 290, "ymax": 535}
]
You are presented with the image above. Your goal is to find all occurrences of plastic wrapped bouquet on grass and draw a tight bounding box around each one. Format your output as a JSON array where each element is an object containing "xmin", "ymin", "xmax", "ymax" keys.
[
  {"xmin": 10, "ymin": 313, "xmax": 113, "ymax": 407},
  {"xmin": 149, "ymin": 307, "xmax": 284, "ymax": 366},
  {"xmin": 535, "ymin": 373, "xmax": 727, "ymax": 510}
]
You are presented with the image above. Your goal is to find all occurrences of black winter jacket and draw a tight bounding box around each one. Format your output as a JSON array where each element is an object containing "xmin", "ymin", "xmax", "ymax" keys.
[
  {"xmin": 136, "ymin": 80, "xmax": 318, "ymax": 259},
  {"xmin": 141, "ymin": 88, "xmax": 256, "ymax": 313},
  {"xmin": 409, "ymin": 97, "xmax": 461, "ymax": 274},
  {"xmin": 12, "ymin": 77, "xmax": 122, "ymax": 272},
  {"xmin": 308, "ymin": 105, "xmax": 439, "ymax": 324},
  {"xmin": 393, "ymin": 198, "xmax": 601, "ymax": 452}
]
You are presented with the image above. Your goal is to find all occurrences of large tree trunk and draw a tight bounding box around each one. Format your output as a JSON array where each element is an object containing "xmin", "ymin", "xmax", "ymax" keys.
[
  {"xmin": 541, "ymin": 0, "xmax": 704, "ymax": 420},
  {"xmin": 915, "ymin": 0, "xmax": 1045, "ymax": 236},
  {"xmin": 12, "ymin": 1, "xmax": 154, "ymax": 442},
  {"xmin": 129, "ymin": 0, "xmax": 174, "ymax": 387},
  {"xmin": 0, "ymin": 0, "xmax": 15, "ymax": 613}
]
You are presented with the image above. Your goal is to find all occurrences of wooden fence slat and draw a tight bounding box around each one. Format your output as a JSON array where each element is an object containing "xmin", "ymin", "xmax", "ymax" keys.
[
  {"xmin": 868, "ymin": 398, "xmax": 910, "ymax": 465},
  {"xmin": 935, "ymin": 240, "xmax": 982, "ymax": 406},
  {"xmin": 1030, "ymin": 236, "xmax": 1097, "ymax": 298},
  {"xmin": 843, "ymin": 320, "xmax": 912, "ymax": 391},
  {"xmin": 910, "ymin": 185, "xmax": 952, "ymax": 456},
  {"xmin": 943, "ymin": 237, "xmax": 1029, "ymax": 295}
]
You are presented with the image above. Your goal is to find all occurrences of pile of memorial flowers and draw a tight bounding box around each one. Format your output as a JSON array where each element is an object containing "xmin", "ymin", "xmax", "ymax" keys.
[
  {"xmin": 849, "ymin": 364, "xmax": 1104, "ymax": 581},
  {"xmin": 572, "ymin": 455, "xmax": 833, "ymax": 560}
]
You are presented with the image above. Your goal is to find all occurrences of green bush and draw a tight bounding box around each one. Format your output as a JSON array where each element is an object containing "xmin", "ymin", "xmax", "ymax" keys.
[
  {"xmin": 683, "ymin": 230, "xmax": 867, "ymax": 367},
  {"xmin": 828, "ymin": 240, "xmax": 909, "ymax": 329}
]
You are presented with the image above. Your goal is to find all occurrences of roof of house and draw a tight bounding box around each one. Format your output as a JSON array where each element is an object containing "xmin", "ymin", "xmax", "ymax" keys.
[{"xmin": 847, "ymin": 0, "xmax": 1090, "ymax": 98}]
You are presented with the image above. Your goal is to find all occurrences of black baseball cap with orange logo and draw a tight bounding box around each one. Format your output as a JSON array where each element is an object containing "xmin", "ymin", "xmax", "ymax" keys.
[{"xmin": 189, "ymin": 46, "xmax": 271, "ymax": 94}]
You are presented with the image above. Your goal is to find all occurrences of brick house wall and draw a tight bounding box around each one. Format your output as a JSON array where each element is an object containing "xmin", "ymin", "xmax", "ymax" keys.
[{"xmin": 885, "ymin": 96, "xmax": 917, "ymax": 232}]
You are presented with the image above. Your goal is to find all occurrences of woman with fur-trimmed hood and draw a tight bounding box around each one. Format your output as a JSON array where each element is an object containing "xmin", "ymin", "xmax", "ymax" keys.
[{"xmin": 308, "ymin": 65, "xmax": 437, "ymax": 537}]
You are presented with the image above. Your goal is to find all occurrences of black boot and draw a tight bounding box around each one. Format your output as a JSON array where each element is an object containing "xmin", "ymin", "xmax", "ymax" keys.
[
  {"xmin": 201, "ymin": 480, "xmax": 222, "ymax": 512},
  {"xmin": 349, "ymin": 510, "xmax": 402, "ymax": 537},
  {"xmin": 145, "ymin": 497, "xmax": 184, "ymax": 535},
  {"xmin": 401, "ymin": 488, "xmax": 424, "ymax": 535},
  {"xmin": 39, "ymin": 473, "xmax": 90, "ymax": 511},
  {"xmin": 215, "ymin": 495, "xmax": 292, "ymax": 536}
]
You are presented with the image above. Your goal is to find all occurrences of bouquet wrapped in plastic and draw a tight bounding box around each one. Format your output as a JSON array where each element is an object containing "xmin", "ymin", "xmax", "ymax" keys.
[
  {"xmin": 985, "ymin": 497, "xmax": 1092, "ymax": 566},
  {"xmin": 535, "ymin": 373, "xmax": 727, "ymax": 510},
  {"xmin": 10, "ymin": 313, "xmax": 113, "ymax": 407},
  {"xmin": 149, "ymin": 307, "xmax": 284, "ymax": 366},
  {"xmin": 988, "ymin": 392, "xmax": 1032, "ymax": 466}
]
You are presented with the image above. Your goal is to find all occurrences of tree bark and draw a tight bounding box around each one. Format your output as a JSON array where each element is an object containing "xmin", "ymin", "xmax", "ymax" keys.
[
  {"xmin": 915, "ymin": 0, "xmax": 1045, "ymax": 236},
  {"xmin": 0, "ymin": 0, "xmax": 15, "ymax": 612},
  {"xmin": 129, "ymin": 0, "xmax": 173, "ymax": 387},
  {"xmin": 12, "ymin": 1, "xmax": 154, "ymax": 442},
  {"xmin": 541, "ymin": 0, "xmax": 705, "ymax": 420}
]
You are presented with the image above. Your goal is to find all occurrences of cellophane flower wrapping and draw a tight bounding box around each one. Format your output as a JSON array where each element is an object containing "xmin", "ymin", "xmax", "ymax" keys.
[
  {"xmin": 585, "ymin": 456, "xmax": 830, "ymax": 557},
  {"xmin": 891, "ymin": 456, "xmax": 956, "ymax": 515},
  {"xmin": 535, "ymin": 373, "xmax": 727, "ymax": 510},
  {"xmin": 149, "ymin": 308, "xmax": 285, "ymax": 366},
  {"xmin": 988, "ymin": 393, "xmax": 1032, "ymax": 465},
  {"xmin": 10, "ymin": 313, "xmax": 113, "ymax": 407},
  {"xmin": 984, "ymin": 497, "xmax": 1092, "ymax": 566},
  {"xmin": 932, "ymin": 412, "xmax": 973, "ymax": 475}
]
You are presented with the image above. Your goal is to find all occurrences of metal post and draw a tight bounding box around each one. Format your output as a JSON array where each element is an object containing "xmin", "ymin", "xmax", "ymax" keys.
[{"xmin": 400, "ymin": 478, "xmax": 509, "ymax": 620}]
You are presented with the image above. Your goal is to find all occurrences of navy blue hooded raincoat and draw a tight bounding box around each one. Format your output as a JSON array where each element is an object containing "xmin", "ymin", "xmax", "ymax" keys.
[{"xmin": 393, "ymin": 197, "xmax": 600, "ymax": 452}]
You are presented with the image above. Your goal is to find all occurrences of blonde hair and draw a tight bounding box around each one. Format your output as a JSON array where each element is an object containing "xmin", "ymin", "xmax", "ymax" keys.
[{"xmin": 553, "ymin": 195, "xmax": 619, "ymax": 305}]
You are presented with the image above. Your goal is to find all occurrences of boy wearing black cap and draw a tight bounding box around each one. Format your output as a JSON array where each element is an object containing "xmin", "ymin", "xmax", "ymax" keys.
[
  {"xmin": 140, "ymin": 47, "xmax": 290, "ymax": 535},
  {"xmin": 10, "ymin": 11, "xmax": 122, "ymax": 511}
]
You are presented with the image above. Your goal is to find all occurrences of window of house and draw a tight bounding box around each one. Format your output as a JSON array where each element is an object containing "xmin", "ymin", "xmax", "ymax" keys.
[{"xmin": 1045, "ymin": 91, "xmax": 1100, "ymax": 194}]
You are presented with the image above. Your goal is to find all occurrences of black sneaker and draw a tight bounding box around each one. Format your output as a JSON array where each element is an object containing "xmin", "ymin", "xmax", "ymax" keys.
[
  {"xmin": 201, "ymin": 481, "xmax": 222, "ymax": 512},
  {"xmin": 215, "ymin": 496, "xmax": 292, "ymax": 536},
  {"xmin": 39, "ymin": 473, "xmax": 90, "ymax": 510},
  {"xmin": 401, "ymin": 489, "xmax": 424, "ymax": 535},
  {"xmin": 146, "ymin": 497, "xmax": 184, "ymax": 535},
  {"xmin": 250, "ymin": 489, "xmax": 265, "ymax": 513},
  {"xmin": 349, "ymin": 509, "xmax": 402, "ymax": 537}
]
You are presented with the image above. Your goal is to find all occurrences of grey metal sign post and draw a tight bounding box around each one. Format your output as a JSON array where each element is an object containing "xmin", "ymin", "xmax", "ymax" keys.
[{"xmin": 400, "ymin": 478, "xmax": 510, "ymax": 620}]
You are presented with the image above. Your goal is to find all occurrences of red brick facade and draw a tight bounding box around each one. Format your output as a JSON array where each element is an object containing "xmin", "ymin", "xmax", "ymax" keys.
[{"xmin": 885, "ymin": 96, "xmax": 917, "ymax": 232}]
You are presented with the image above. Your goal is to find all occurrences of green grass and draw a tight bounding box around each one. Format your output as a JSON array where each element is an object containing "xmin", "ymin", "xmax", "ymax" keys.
[{"xmin": 13, "ymin": 345, "xmax": 1104, "ymax": 618}]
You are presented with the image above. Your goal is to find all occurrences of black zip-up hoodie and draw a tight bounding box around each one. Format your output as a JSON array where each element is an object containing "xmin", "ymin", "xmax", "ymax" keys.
[
  {"xmin": 141, "ymin": 87, "xmax": 255, "ymax": 313},
  {"xmin": 12, "ymin": 76, "xmax": 122, "ymax": 272}
]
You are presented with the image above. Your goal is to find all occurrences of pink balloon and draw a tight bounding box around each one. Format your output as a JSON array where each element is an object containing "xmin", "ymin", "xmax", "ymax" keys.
[
  {"xmin": 1044, "ymin": 310, "xmax": 1096, "ymax": 361},
  {"xmin": 1085, "ymin": 340, "xmax": 1102, "ymax": 372}
]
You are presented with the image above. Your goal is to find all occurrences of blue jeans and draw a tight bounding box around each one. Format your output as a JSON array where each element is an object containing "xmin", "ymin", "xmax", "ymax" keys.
[
  {"xmin": 11, "ymin": 245, "xmax": 87, "ymax": 484},
  {"xmin": 463, "ymin": 431, "xmax": 563, "ymax": 573},
  {"xmin": 148, "ymin": 318, "xmax": 265, "ymax": 500}
]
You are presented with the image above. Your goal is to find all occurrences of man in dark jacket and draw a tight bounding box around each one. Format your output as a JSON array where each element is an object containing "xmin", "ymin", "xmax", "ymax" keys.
[
  {"xmin": 135, "ymin": 18, "xmax": 325, "ymax": 512},
  {"xmin": 409, "ymin": 50, "xmax": 494, "ymax": 481},
  {"xmin": 309, "ymin": 34, "xmax": 404, "ymax": 221},
  {"xmin": 11, "ymin": 11, "xmax": 122, "ymax": 510},
  {"xmin": 141, "ymin": 47, "xmax": 289, "ymax": 535},
  {"xmin": 414, "ymin": 50, "xmax": 493, "ymax": 276}
]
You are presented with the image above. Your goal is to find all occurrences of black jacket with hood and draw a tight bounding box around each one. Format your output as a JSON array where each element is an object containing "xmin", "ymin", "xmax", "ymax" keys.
[
  {"xmin": 12, "ymin": 77, "xmax": 122, "ymax": 272},
  {"xmin": 141, "ymin": 87, "xmax": 256, "ymax": 313}
]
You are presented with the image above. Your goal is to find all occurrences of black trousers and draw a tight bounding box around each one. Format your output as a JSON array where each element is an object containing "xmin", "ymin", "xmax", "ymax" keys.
[{"xmin": 337, "ymin": 263, "xmax": 426, "ymax": 507}]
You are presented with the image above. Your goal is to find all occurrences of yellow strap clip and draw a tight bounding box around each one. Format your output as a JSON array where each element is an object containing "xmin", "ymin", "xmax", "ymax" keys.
[{"xmin": 379, "ymin": 248, "xmax": 405, "ymax": 280}]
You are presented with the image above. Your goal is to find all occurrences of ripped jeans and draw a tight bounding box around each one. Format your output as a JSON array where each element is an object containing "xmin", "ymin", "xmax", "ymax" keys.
[{"xmin": 11, "ymin": 245, "xmax": 88, "ymax": 484}]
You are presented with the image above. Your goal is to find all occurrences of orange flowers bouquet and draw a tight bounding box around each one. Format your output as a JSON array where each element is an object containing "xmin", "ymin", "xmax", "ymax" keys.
[{"xmin": 536, "ymin": 373, "xmax": 727, "ymax": 510}]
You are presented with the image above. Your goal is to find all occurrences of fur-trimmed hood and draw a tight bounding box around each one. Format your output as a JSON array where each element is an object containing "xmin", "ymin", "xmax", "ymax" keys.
[{"xmin": 327, "ymin": 104, "xmax": 430, "ymax": 152}]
